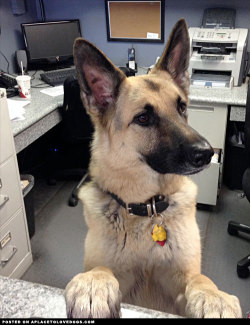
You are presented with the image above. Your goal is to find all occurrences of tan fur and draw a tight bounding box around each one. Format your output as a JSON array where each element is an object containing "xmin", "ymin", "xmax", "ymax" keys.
[{"xmin": 65, "ymin": 19, "xmax": 242, "ymax": 318}]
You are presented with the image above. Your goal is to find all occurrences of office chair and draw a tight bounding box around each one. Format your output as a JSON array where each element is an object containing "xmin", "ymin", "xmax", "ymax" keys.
[
  {"xmin": 48, "ymin": 75, "xmax": 93, "ymax": 206},
  {"xmin": 227, "ymin": 81, "xmax": 250, "ymax": 278},
  {"xmin": 49, "ymin": 68, "xmax": 134, "ymax": 206}
]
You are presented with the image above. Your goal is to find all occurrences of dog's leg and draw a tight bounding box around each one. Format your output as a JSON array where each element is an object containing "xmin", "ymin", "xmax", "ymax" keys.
[
  {"xmin": 184, "ymin": 274, "xmax": 242, "ymax": 318},
  {"xmin": 65, "ymin": 266, "xmax": 121, "ymax": 318}
]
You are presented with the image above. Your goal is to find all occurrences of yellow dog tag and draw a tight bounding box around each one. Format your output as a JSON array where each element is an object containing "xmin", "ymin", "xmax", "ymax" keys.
[{"xmin": 151, "ymin": 224, "xmax": 167, "ymax": 246}]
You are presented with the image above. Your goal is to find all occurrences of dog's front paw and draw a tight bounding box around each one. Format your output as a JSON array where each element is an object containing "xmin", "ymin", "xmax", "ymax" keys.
[
  {"xmin": 65, "ymin": 267, "xmax": 121, "ymax": 318},
  {"xmin": 185, "ymin": 288, "xmax": 242, "ymax": 318}
]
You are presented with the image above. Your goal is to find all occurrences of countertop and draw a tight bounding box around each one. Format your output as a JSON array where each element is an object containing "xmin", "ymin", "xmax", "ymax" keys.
[
  {"xmin": 189, "ymin": 82, "xmax": 248, "ymax": 106},
  {"xmin": 138, "ymin": 67, "xmax": 248, "ymax": 106},
  {"xmin": 11, "ymin": 71, "xmax": 248, "ymax": 134},
  {"xmin": 11, "ymin": 88, "xmax": 63, "ymax": 138},
  {"xmin": 9, "ymin": 69, "xmax": 248, "ymax": 154},
  {"xmin": 10, "ymin": 72, "xmax": 63, "ymax": 153},
  {"xmin": 11, "ymin": 70, "xmax": 248, "ymax": 138},
  {"xmin": 11, "ymin": 71, "xmax": 63, "ymax": 137},
  {"xmin": 0, "ymin": 276, "xmax": 180, "ymax": 318}
]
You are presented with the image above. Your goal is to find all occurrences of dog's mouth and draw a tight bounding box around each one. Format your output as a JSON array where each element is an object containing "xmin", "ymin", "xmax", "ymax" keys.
[{"xmin": 180, "ymin": 164, "xmax": 210, "ymax": 176}]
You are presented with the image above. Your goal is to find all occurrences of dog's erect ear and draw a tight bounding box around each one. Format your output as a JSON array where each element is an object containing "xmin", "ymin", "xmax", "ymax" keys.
[
  {"xmin": 74, "ymin": 38, "xmax": 126, "ymax": 114},
  {"xmin": 152, "ymin": 18, "xmax": 190, "ymax": 93}
]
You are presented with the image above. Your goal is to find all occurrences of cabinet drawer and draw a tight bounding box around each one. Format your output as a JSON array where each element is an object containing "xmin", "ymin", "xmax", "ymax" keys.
[
  {"xmin": 0, "ymin": 209, "xmax": 30, "ymax": 277},
  {"xmin": 190, "ymin": 162, "xmax": 220, "ymax": 205},
  {"xmin": 187, "ymin": 103, "xmax": 228, "ymax": 149},
  {"xmin": 0, "ymin": 156, "xmax": 22, "ymax": 227},
  {"xmin": 0, "ymin": 93, "xmax": 14, "ymax": 164}
]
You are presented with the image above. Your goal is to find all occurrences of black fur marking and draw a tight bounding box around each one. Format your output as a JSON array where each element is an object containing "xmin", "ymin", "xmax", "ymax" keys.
[
  {"xmin": 144, "ymin": 142, "xmax": 180, "ymax": 174},
  {"xmin": 144, "ymin": 79, "xmax": 160, "ymax": 91},
  {"xmin": 144, "ymin": 140, "xmax": 209, "ymax": 175},
  {"xmin": 121, "ymin": 232, "xmax": 127, "ymax": 251}
]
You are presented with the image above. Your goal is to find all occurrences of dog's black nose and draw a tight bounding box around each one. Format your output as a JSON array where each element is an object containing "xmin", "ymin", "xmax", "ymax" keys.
[{"xmin": 188, "ymin": 141, "xmax": 214, "ymax": 168}]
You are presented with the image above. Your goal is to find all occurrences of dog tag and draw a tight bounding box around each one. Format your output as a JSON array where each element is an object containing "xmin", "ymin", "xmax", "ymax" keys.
[{"xmin": 151, "ymin": 224, "xmax": 167, "ymax": 246}]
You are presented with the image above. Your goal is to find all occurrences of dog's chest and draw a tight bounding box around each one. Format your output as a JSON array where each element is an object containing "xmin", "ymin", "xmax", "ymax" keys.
[
  {"xmin": 105, "ymin": 209, "xmax": 197, "ymax": 267},
  {"xmin": 109, "ymin": 212, "xmax": 200, "ymax": 312},
  {"xmin": 121, "ymin": 264, "xmax": 175, "ymax": 312}
]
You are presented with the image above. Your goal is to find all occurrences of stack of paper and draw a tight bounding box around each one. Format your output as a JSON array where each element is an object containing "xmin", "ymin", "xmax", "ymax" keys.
[
  {"xmin": 7, "ymin": 99, "xmax": 30, "ymax": 121},
  {"xmin": 40, "ymin": 85, "xmax": 64, "ymax": 97}
]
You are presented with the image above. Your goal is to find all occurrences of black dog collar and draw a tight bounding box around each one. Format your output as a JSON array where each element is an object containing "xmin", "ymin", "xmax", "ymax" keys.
[
  {"xmin": 107, "ymin": 191, "xmax": 169, "ymax": 217},
  {"xmin": 87, "ymin": 177, "xmax": 169, "ymax": 217}
]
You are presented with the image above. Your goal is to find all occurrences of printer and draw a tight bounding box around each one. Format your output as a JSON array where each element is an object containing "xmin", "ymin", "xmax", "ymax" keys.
[{"xmin": 188, "ymin": 27, "xmax": 248, "ymax": 88}]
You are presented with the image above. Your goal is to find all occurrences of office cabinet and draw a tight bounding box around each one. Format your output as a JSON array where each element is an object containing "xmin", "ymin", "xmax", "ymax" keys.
[
  {"xmin": 0, "ymin": 209, "xmax": 30, "ymax": 277},
  {"xmin": 0, "ymin": 157, "xmax": 23, "ymax": 227},
  {"xmin": 0, "ymin": 90, "xmax": 13, "ymax": 164},
  {"xmin": 0, "ymin": 88, "xmax": 32, "ymax": 278},
  {"xmin": 191, "ymin": 160, "xmax": 221, "ymax": 205},
  {"xmin": 187, "ymin": 103, "xmax": 228, "ymax": 149},
  {"xmin": 187, "ymin": 101, "xmax": 228, "ymax": 205}
]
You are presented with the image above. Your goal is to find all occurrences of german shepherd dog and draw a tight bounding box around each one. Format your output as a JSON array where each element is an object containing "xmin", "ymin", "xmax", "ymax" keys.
[{"xmin": 65, "ymin": 19, "xmax": 242, "ymax": 318}]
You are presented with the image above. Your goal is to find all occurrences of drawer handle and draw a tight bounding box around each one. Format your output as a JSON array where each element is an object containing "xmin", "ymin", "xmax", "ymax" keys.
[
  {"xmin": 188, "ymin": 105, "xmax": 214, "ymax": 112},
  {"xmin": 0, "ymin": 195, "xmax": 9, "ymax": 209},
  {"xmin": 1, "ymin": 246, "xmax": 17, "ymax": 267}
]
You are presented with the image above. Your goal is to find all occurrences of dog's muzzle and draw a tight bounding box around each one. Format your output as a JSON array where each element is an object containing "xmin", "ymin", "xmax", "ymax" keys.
[{"xmin": 187, "ymin": 140, "xmax": 214, "ymax": 169}]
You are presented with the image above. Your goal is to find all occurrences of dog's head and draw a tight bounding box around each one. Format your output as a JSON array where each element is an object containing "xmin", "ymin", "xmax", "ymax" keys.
[{"xmin": 74, "ymin": 19, "xmax": 213, "ymax": 177}]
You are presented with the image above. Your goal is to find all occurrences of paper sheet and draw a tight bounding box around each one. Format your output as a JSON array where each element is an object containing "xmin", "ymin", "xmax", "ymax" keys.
[
  {"xmin": 193, "ymin": 80, "xmax": 206, "ymax": 86},
  {"xmin": 147, "ymin": 32, "xmax": 159, "ymax": 39},
  {"xmin": 7, "ymin": 99, "xmax": 30, "ymax": 121},
  {"xmin": 212, "ymin": 81, "xmax": 226, "ymax": 88},
  {"xmin": 40, "ymin": 85, "xmax": 64, "ymax": 97}
]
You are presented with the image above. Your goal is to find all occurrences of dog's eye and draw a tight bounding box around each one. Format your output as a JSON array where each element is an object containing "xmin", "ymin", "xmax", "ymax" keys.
[
  {"xmin": 177, "ymin": 97, "xmax": 187, "ymax": 115},
  {"xmin": 132, "ymin": 105, "xmax": 156, "ymax": 127},
  {"xmin": 137, "ymin": 113, "xmax": 150, "ymax": 124}
]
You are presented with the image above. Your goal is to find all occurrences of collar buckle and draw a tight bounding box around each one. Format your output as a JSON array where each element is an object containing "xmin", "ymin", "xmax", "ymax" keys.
[
  {"xmin": 146, "ymin": 202, "xmax": 153, "ymax": 217},
  {"xmin": 126, "ymin": 204, "xmax": 134, "ymax": 215},
  {"xmin": 151, "ymin": 196, "xmax": 158, "ymax": 218}
]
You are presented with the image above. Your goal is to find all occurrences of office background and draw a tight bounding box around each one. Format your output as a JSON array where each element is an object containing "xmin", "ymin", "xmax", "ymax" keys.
[{"xmin": 2, "ymin": 0, "xmax": 250, "ymax": 74}]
